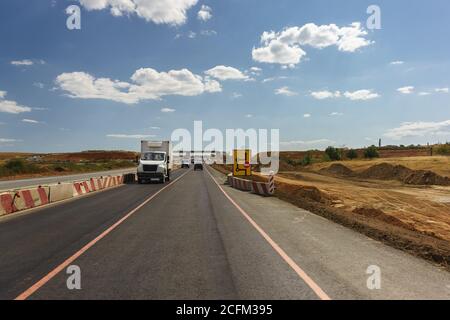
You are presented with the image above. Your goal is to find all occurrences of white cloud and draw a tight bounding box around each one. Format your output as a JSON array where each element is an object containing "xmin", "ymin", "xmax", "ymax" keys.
[
  {"xmin": 200, "ymin": 29, "xmax": 217, "ymax": 36},
  {"xmin": 204, "ymin": 66, "xmax": 249, "ymax": 81},
  {"xmin": 330, "ymin": 112, "xmax": 344, "ymax": 116},
  {"xmin": 197, "ymin": 5, "xmax": 212, "ymax": 21},
  {"xmin": 150, "ymin": 126, "xmax": 160, "ymax": 130},
  {"xmin": 275, "ymin": 86, "xmax": 298, "ymax": 96},
  {"xmin": 0, "ymin": 138, "xmax": 18, "ymax": 143},
  {"xmin": 397, "ymin": 86, "xmax": 414, "ymax": 94},
  {"xmin": 310, "ymin": 90, "xmax": 341, "ymax": 100},
  {"xmin": 161, "ymin": 107, "xmax": 175, "ymax": 113},
  {"xmin": 418, "ymin": 92, "xmax": 431, "ymax": 96},
  {"xmin": 390, "ymin": 61, "xmax": 404, "ymax": 65},
  {"xmin": 245, "ymin": 114, "xmax": 253, "ymax": 118},
  {"xmin": 33, "ymin": 82, "xmax": 45, "ymax": 89},
  {"xmin": 252, "ymin": 22, "xmax": 372, "ymax": 66},
  {"xmin": 0, "ymin": 91, "xmax": 32, "ymax": 114},
  {"xmin": 231, "ymin": 92, "xmax": 242, "ymax": 99},
  {"xmin": 107, "ymin": 134, "xmax": 156, "ymax": 139},
  {"xmin": 11, "ymin": 59, "xmax": 34, "ymax": 66},
  {"xmin": 187, "ymin": 31, "xmax": 196, "ymax": 38},
  {"xmin": 303, "ymin": 113, "xmax": 311, "ymax": 118},
  {"xmin": 55, "ymin": 68, "xmax": 221, "ymax": 104},
  {"xmin": 78, "ymin": 0, "xmax": 198, "ymax": 25},
  {"xmin": 384, "ymin": 120, "xmax": 450, "ymax": 140},
  {"xmin": 343, "ymin": 89, "xmax": 379, "ymax": 101},
  {"xmin": 435, "ymin": 87, "xmax": 449, "ymax": 93},
  {"xmin": 280, "ymin": 139, "xmax": 335, "ymax": 150},
  {"xmin": 22, "ymin": 119, "xmax": 41, "ymax": 124}
]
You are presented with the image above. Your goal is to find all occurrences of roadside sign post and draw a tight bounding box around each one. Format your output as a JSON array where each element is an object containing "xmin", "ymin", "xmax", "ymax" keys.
[{"xmin": 233, "ymin": 149, "xmax": 252, "ymax": 177}]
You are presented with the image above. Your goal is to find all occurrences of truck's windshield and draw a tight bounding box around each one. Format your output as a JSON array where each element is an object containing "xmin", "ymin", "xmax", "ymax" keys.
[{"xmin": 141, "ymin": 152, "xmax": 165, "ymax": 161}]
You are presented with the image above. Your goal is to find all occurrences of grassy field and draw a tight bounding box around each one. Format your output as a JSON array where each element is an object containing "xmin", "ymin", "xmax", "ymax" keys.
[{"xmin": 0, "ymin": 151, "xmax": 138, "ymax": 180}]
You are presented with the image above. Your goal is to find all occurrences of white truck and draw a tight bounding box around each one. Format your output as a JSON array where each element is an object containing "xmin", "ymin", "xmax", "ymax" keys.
[{"xmin": 138, "ymin": 141, "xmax": 173, "ymax": 184}]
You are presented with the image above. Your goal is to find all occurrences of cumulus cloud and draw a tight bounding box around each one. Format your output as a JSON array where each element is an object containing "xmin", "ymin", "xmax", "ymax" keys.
[
  {"xmin": 204, "ymin": 66, "xmax": 249, "ymax": 81},
  {"xmin": 397, "ymin": 86, "xmax": 414, "ymax": 94},
  {"xmin": 330, "ymin": 112, "xmax": 344, "ymax": 116},
  {"xmin": 161, "ymin": 107, "xmax": 175, "ymax": 113},
  {"xmin": 310, "ymin": 90, "xmax": 341, "ymax": 100},
  {"xmin": 197, "ymin": 5, "xmax": 212, "ymax": 21},
  {"xmin": 435, "ymin": 87, "xmax": 449, "ymax": 93},
  {"xmin": 78, "ymin": 0, "xmax": 198, "ymax": 25},
  {"xmin": 303, "ymin": 113, "xmax": 311, "ymax": 118},
  {"xmin": 0, "ymin": 91, "xmax": 32, "ymax": 114},
  {"xmin": 55, "ymin": 68, "xmax": 221, "ymax": 104},
  {"xmin": 384, "ymin": 120, "xmax": 450, "ymax": 140},
  {"xmin": 275, "ymin": 86, "xmax": 298, "ymax": 96},
  {"xmin": 252, "ymin": 22, "xmax": 372, "ymax": 66},
  {"xmin": 107, "ymin": 134, "xmax": 156, "ymax": 139},
  {"xmin": 390, "ymin": 61, "xmax": 404, "ymax": 65},
  {"xmin": 0, "ymin": 138, "xmax": 18, "ymax": 143},
  {"xmin": 343, "ymin": 89, "xmax": 379, "ymax": 101}
]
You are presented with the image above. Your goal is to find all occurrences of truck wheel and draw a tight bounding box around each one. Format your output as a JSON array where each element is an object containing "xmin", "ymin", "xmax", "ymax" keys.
[
  {"xmin": 137, "ymin": 178, "xmax": 142, "ymax": 184},
  {"xmin": 167, "ymin": 171, "xmax": 171, "ymax": 181}
]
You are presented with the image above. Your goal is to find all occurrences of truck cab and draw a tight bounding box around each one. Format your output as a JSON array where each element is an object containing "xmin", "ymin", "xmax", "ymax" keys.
[{"xmin": 137, "ymin": 141, "xmax": 172, "ymax": 184}]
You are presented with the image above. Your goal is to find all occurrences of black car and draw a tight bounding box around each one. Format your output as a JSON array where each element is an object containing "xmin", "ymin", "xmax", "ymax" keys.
[{"xmin": 194, "ymin": 163, "xmax": 203, "ymax": 171}]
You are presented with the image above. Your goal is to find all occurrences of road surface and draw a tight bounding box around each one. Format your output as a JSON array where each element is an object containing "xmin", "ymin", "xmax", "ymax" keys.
[
  {"xmin": 0, "ymin": 168, "xmax": 136, "ymax": 191},
  {"xmin": 0, "ymin": 167, "xmax": 449, "ymax": 300}
]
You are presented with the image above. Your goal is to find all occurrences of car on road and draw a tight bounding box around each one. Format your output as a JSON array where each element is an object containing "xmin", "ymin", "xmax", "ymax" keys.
[
  {"xmin": 193, "ymin": 158, "xmax": 203, "ymax": 171},
  {"xmin": 181, "ymin": 159, "xmax": 190, "ymax": 169}
]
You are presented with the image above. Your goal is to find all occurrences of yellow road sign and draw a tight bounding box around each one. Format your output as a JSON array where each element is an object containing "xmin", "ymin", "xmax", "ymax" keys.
[{"xmin": 233, "ymin": 149, "xmax": 252, "ymax": 176}]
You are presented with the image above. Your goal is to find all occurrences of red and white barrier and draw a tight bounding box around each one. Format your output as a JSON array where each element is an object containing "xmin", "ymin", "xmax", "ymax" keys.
[
  {"xmin": 0, "ymin": 192, "xmax": 17, "ymax": 216},
  {"xmin": 227, "ymin": 173, "xmax": 275, "ymax": 196},
  {"xmin": 1, "ymin": 174, "xmax": 126, "ymax": 217},
  {"xmin": 12, "ymin": 186, "xmax": 50, "ymax": 211}
]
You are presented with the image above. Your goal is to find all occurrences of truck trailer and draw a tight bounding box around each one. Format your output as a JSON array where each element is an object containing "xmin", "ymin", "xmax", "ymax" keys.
[{"xmin": 137, "ymin": 140, "xmax": 173, "ymax": 184}]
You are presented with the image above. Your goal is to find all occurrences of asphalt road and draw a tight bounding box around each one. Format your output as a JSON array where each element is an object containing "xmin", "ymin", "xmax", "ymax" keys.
[
  {"xmin": 1, "ymin": 167, "xmax": 449, "ymax": 300},
  {"xmin": 0, "ymin": 168, "xmax": 137, "ymax": 191}
]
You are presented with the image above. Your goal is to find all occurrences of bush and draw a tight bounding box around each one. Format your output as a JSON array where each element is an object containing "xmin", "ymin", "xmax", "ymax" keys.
[
  {"xmin": 325, "ymin": 146, "xmax": 341, "ymax": 161},
  {"xmin": 364, "ymin": 145, "xmax": 380, "ymax": 159},
  {"xmin": 4, "ymin": 159, "xmax": 26, "ymax": 173},
  {"xmin": 301, "ymin": 153, "xmax": 313, "ymax": 166},
  {"xmin": 435, "ymin": 144, "xmax": 450, "ymax": 155},
  {"xmin": 346, "ymin": 149, "xmax": 358, "ymax": 160}
]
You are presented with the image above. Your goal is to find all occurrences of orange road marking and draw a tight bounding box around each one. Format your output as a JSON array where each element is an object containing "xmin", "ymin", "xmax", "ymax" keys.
[
  {"xmin": 205, "ymin": 167, "xmax": 331, "ymax": 301},
  {"xmin": 15, "ymin": 169, "xmax": 191, "ymax": 300}
]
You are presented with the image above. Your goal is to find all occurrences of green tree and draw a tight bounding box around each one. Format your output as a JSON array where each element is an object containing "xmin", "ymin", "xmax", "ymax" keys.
[
  {"xmin": 325, "ymin": 146, "xmax": 341, "ymax": 161},
  {"xmin": 346, "ymin": 149, "xmax": 358, "ymax": 160},
  {"xmin": 364, "ymin": 145, "xmax": 380, "ymax": 159}
]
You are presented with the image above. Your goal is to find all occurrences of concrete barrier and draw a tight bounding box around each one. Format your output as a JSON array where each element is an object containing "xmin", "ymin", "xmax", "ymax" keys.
[
  {"xmin": 0, "ymin": 174, "xmax": 126, "ymax": 217},
  {"xmin": 227, "ymin": 173, "xmax": 275, "ymax": 197},
  {"xmin": 0, "ymin": 192, "xmax": 17, "ymax": 216},
  {"xmin": 49, "ymin": 183, "xmax": 74, "ymax": 203},
  {"xmin": 13, "ymin": 186, "xmax": 50, "ymax": 211}
]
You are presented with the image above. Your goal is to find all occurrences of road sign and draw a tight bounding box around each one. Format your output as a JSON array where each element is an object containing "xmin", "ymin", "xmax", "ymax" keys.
[{"xmin": 233, "ymin": 149, "xmax": 252, "ymax": 176}]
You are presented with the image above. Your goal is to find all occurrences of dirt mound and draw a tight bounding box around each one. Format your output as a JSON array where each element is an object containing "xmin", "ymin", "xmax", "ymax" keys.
[
  {"xmin": 358, "ymin": 163, "xmax": 450, "ymax": 186},
  {"xmin": 403, "ymin": 170, "xmax": 450, "ymax": 186},
  {"xmin": 321, "ymin": 163, "xmax": 354, "ymax": 176},
  {"xmin": 358, "ymin": 163, "xmax": 413, "ymax": 180},
  {"xmin": 275, "ymin": 181, "xmax": 333, "ymax": 204},
  {"xmin": 353, "ymin": 207, "xmax": 413, "ymax": 230}
]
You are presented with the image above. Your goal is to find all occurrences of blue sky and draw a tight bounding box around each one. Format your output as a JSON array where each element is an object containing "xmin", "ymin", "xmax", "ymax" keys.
[{"xmin": 0, "ymin": 0, "xmax": 449, "ymax": 152}]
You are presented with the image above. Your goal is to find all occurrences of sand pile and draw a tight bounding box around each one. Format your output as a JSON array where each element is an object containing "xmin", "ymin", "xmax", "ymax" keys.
[
  {"xmin": 358, "ymin": 163, "xmax": 413, "ymax": 180},
  {"xmin": 321, "ymin": 163, "xmax": 355, "ymax": 176}
]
